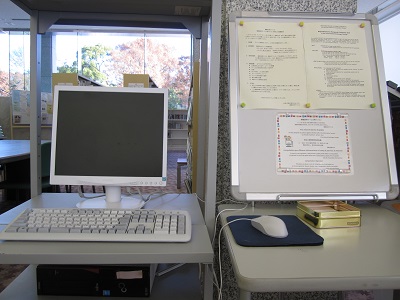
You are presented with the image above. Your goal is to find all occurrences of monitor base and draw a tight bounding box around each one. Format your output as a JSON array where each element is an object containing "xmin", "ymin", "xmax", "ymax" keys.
[{"xmin": 76, "ymin": 196, "xmax": 145, "ymax": 209}]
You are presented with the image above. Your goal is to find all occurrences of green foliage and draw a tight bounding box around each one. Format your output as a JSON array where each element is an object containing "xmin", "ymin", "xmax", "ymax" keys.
[
  {"xmin": 57, "ymin": 61, "xmax": 78, "ymax": 73},
  {"xmin": 57, "ymin": 45, "xmax": 111, "ymax": 84},
  {"xmin": 168, "ymin": 89, "xmax": 184, "ymax": 109},
  {"xmin": 81, "ymin": 45, "xmax": 111, "ymax": 84}
]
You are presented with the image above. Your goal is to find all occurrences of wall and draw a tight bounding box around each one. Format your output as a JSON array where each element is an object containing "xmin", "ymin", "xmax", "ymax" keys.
[{"xmin": 215, "ymin": 1, "xmax": 357, "ymax": 299}]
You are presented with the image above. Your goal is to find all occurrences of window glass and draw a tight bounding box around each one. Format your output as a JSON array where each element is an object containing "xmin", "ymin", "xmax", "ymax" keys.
[
  {"xmin": 53, "ymin": 31, "xmax": 192, "ymax": 109},
  {"xmin": 146, "ymin": 34, "xmax": 192, "ymax": 109},
  {"xmin": 0, "ymin": 32, "xmax": 10, "ymax": 96},
  {"xmin": 10, "ymin": 32, "xmax": 30, "ymax": 91},
  {"xmin": 0, "ymin": 31, "xmax": 30, "ymax": 96},
  {"xmin": 379, "ymin": 13, "xmax": 400, "ymax": 85}
]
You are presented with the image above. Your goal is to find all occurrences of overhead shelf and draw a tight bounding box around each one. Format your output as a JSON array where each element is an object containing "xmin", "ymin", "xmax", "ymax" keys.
[
  {"xmin": 10, "ymin": 0, "xmax": 212, "ymax": 37},
  {"xmin": 11, "ymin": 0, "xmax": 212, "ymax": 16}
]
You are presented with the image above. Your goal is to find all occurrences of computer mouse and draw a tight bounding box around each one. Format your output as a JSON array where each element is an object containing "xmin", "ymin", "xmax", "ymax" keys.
[{"xmin": 250, "ymin": 215, "xmax": 288, "ymax": 238}]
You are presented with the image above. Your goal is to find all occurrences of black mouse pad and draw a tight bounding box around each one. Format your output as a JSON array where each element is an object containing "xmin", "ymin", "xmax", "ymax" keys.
[{"xmin": 226, "ymin": 215, "xmax": 324, "ymax": 247}]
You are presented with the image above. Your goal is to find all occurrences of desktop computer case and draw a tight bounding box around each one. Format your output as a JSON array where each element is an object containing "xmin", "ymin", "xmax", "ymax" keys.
[
  {"xmin": 36, "ymin": 264, "xmax": 157, "ymax": 297},
  {"xmin": 296, "ymin": 201, "xmax": 361, "ymax": 228}
]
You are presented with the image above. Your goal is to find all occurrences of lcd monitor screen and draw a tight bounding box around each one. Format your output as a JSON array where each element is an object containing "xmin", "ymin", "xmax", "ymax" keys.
[{"xmin": 50, "ymin": 86, "xmax": 168, "ymax": 208}]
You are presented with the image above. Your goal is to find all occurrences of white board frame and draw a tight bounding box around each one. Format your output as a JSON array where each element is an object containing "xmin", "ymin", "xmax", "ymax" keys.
[{"xmin": 229, "ymin": 12, "xmax": 398, "ymax": 201}]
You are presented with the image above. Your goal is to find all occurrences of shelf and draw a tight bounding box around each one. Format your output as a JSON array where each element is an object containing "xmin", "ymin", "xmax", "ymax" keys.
[
  {"xmin": 168, "ymin": 109, "xmax": 188, "ymax": 151},
  {"xmin": 11, "ymin": 0, "xmax": 212, "ymax": 18},
  {"xmin": 0, "ymin": 194, "xmax": 213, "ymax": 299},
  {"xmin": 168, "ymin": 144, "xmax": 187, "ymax": 151}
]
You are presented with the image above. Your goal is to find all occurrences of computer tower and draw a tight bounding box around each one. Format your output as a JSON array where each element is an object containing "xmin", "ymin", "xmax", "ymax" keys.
[{"xmin": 36, "ymin": 264, "xmax": 157, "ymax": 297}]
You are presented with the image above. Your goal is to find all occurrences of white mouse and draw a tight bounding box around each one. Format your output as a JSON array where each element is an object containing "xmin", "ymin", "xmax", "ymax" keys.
[{"xmin": 251, "ymin": 215, "xmax": 288, "ymax": 238}]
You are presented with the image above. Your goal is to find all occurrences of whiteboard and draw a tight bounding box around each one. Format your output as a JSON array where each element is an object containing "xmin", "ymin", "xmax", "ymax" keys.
[{"xmin": 229, "ymin": 12, "xmax": 398, "ymax": 201}]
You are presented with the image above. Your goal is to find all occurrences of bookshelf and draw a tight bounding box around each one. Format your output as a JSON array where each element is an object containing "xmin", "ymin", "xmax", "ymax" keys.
[{"xmin": 168, "ymin": 109, "xmax": 188, "ymax": 150}]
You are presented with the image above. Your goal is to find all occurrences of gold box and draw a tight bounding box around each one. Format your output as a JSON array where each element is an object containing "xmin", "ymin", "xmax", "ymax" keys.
[{"xmin": 296, "ymin": 201, "xmax": 361, "ymax": 228}]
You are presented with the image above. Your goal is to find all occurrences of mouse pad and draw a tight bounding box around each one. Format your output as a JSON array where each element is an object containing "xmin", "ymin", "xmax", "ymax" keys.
[{"xmin": 226, "ymin": 215, "xmax": 324, "ymax": 247}]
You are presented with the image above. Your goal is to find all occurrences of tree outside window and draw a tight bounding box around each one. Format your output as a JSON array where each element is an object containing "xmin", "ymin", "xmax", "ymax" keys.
[{"xmin": 56, "ymin": 34, "xmax": 191, "ymax": 109}]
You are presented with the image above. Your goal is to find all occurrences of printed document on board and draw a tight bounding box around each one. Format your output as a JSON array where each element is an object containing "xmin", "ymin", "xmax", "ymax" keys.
[
  {"xmin": 238, "ymin": 22, "xmax": 308, "ymax": 109},
  {"xmin": 237, "ymin": 20, "xmax": 373, "ymax": 109},
  {"xmin": 303, "ymin": 22, "xmax": 373, "ymax": 109}
]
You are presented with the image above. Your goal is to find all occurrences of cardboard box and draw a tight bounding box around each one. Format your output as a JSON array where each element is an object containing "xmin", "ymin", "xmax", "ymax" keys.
[{"xmin": 123, "ymin": 74, "xmax": 150, "ymax": 88}]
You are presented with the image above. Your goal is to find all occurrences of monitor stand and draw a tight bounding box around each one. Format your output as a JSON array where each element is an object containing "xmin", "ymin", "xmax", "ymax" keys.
[{"xmin": 76, "ymin": 186, "xmax": 145, "ymax": 209}]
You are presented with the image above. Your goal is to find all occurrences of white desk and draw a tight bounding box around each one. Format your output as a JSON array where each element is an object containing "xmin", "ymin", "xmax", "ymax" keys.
[
  {"xmin": 0, "ymin": 140, "xmax": 48, "ymax": 164},
  {"xmin": 0, "ymin": 140, "xmax": 49, "ymax": 200},
  {"xmin": 0, "ymin": 140, "xmax": 31, "ymax": 164},
  {"xmin": 0, "ymin": 193, "xmax": 214, "ymax": 300},
  {"xmin": 219, "ymin": 202, "xmax": 400, "ymax": 300}
]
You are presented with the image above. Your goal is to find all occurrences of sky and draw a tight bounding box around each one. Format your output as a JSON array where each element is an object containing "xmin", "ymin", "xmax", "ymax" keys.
[
  {"xmin": 0, "ymin": 31, "xmax": 29, "ymax": 71},
  {"xmin": 53, "ymin": 33, "xmax": 192, "ymax": 69}
]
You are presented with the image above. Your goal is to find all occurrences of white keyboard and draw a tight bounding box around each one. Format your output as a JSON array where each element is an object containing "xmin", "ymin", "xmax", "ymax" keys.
[{"xmin": 0, "ymin": 208, "xmax": 192, "ymax": 243}]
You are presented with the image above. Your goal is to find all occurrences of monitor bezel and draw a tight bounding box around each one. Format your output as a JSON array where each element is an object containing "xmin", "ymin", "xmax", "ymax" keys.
[{"xmin": 50, "ymin": 85, "xmax": 169, "ymax": 188}]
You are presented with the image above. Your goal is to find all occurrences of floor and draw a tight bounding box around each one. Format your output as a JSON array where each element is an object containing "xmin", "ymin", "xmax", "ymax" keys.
[{"xmin": 0, "ymin": 150, "xmax": 188, "ymax": 293}]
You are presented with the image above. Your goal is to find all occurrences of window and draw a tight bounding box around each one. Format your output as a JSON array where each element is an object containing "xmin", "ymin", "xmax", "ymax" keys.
[
  {"xmin": 0, "ymin": 30, "xmax": 193, "ymax": 110},
  {"xmin": 53, "ymin": 31, "xmax": 192, "ymax": 109},
  {"xmin": 0, "ymin": 31, "xmax": 30, "ymax": 96},
  {"xmin": 379, "ymin": 13, "xmax": 400, "ymax": 85}
]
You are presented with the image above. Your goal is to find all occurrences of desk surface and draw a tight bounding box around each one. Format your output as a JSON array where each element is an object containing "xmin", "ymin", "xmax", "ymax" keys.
[
  {"xmin": 219, "ymin": 203, "xmax": 400, "ymax": 293},
  {"xmin": 0, "ymin": 140, "xmax": 47, "ymax": 164},
  {"xmin": 0, "ymin": 193, "xmax": 214, "ymax": 265},
  {"xmin": 0, "ymin": 139, "xmax": 31, "ymax": 163}
]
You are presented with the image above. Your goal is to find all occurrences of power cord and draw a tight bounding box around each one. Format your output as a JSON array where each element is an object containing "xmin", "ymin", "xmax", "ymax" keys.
[
  {"xmin": 212, "ymin": 203, "xmax": 249, "ymax": 245},
  {"xmin": 217, "ymin": 217, "xmax": 252, "ymax": 300},
  {"xmin": 208, "ymin": 200, "xmax": 250, "ymax": 299},
  {"xmin": 78, "ymin": 188, "xmax": 105, "ymax": 199}
]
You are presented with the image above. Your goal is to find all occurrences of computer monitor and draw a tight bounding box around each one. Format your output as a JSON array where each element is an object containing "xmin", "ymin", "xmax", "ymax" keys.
[{"xmin": 50, "ymin": 85, "xmax": 168, "ymax": 209}]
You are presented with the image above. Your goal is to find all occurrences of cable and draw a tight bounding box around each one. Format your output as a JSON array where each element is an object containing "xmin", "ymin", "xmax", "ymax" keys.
[
  {"xmin": 78, "ymin": 188, "xmax": 105, "ymax": 199},
  {"xmin": 194, "ymin": 193, "xmax": 206, "ymax": 203},
  {"xmin": 217, "ymin": 218, "xmax": 252, "ymax": 300},
  {"xmin": 194, "ymin": 193, "xmax": 249, "ymax": 206},
  {"xmin": 212, "ymin": 203, "xmax": 249, "ymax": 245},
  {"xmin": 210, "ymin": 201, "xmax": 251, "ymax": 299},
  {"xmin": 78, "ymin": 186, "xmax": 169, "ymax": 204},
  {"xmin": 126, "ymin": 187, "xmax": 170, "ymax": 205}
]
